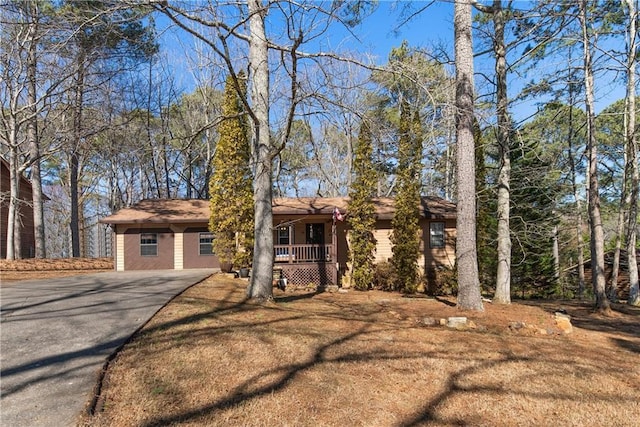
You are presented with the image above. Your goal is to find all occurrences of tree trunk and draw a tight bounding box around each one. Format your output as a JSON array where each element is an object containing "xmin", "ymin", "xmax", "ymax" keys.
[
  {"xmin": 454, "ymin": 0, "xmax": 483, "ymax": 311},
  {"xmin": 70, "ymin": 149, "xmax": 80, "ymax": 257},
  {"xmin": 580, "ymin": 0, "xmax": 609, "ymax": 312},
  {"xmin": 493, "ymin": 0, "xmax": 512, "ymax": 304},
  {"xmin": 246, "ymin": 0, "xmax": 274, "ymax": 302},
  {"xmin": 70, "ymin": 60, "xmax": 85, "ymax": 258},
  {"xmin": 624, "ymin": 0, "xmax": 639, "ymax": 306},
  {"xmin": 609, "ymin": 183, "xmax": 625, "ymax": 301},
  {"xmin": 6, "ymin": 147, "xmax": 20, "ymax": 260},
  {"xmin": 26, "ymin": 1, "xmax": 46, "ymax": 258},
  {"xmin": 553, "ymin": 224, "xmax": 560, "ymax": 292}
]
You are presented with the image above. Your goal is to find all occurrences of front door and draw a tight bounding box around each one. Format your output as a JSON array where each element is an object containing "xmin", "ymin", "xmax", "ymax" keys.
[
  {"xmin": 306, "ymin": 223, "xmax": 324, "ymax": 244},
  {"xmin": 306, "ymin": 223, "xmax": 325, "ymax": 261}
]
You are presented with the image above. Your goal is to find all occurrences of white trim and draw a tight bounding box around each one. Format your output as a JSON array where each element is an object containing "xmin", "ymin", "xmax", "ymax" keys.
[
  {"xmin": 173, "ymin": 226, "xmax": 184, "ymax": 270},
  {"xmin": 116, "ymin": 231, "xmax": 125, "ymax": 271}
]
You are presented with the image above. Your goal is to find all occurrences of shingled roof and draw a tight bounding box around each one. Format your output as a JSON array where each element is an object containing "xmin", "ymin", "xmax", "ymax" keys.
[
  {"xmin": 100, "ymin": 199, "xmax": 210, "ymax": 224},
  {"xmin": 100, "ymin": 196, "xmax": 456, "ymax": 224},
  {"xmin": 272, "ymin": 196, "xmax": 455, "ymax": 219}
]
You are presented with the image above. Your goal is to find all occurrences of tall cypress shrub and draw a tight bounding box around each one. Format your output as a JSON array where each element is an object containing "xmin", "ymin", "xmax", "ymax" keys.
[
  {"xmin": 348, "ymin": 121, "xmax": 377, "ymax": 290},
  {"xmin": 390, "ymin": 101, "xmax": 422, "ymax": 293},
  {"xmin": 209, "ymin": 73, "xmax": 254, "ymax": 268}
]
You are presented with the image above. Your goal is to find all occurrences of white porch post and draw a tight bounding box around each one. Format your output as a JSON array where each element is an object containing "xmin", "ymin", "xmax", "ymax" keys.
[{"xmin": 331, "ymin": 219, "xmax": 338, "ymax": 287}]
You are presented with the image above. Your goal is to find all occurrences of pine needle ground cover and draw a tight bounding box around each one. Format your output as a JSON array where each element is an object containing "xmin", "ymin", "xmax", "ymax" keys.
[{"xmin": 82, "ymin": 275, "xmax": 639, "ymax": 427}]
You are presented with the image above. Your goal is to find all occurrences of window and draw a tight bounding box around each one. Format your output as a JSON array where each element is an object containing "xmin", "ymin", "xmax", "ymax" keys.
[
  {"xmin": 199, "ymin": 232, "xmax": 215, "ymax": 256},
  {"xmin": 140, "ymin": 233, "xmax": 158, "ymax": 256},
  {"xmin": 277, "ymin": 226, "xmax": 291, "ymax": 245},
  {"xmin": 429, "ymin": 222, "xmax": 445, "ymax": 248}
]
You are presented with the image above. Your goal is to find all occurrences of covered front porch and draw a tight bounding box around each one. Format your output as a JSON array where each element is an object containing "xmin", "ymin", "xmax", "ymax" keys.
[
  {"xmin": 273, "ymin": 243, "xmax": 337, "ymax": 289},
  {"xmin": 271, "ymin": 216, "xmax": 346, "ymax": 288}
]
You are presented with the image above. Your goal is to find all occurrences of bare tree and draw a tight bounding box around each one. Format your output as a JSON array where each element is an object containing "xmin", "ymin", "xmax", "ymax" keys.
[
  {"xmin": 579, "ymin": 0, "xmax": 609, "ymax": 312},
  {"xmin": 491, "ymin": 0, "xmax": 512, "ymax": 304},
  {"xmin": 454, "ymin": 0, "xmax": 483, "ymax": 311},
  {"xmin": 279, "ymin": 61, "xmax": 371, "ymax": 197},
  {"xmin": 24, "ymin": 1, "xmax": 46, "ymax": 258},
  {"xmin": 0, "ymin": 2, "xmax": 59, "ymax": 259},
  {"xmin": 623, "ymin": 0, "xmax": 639, "ymax": 306},
  {"xmin": 54, "ymin": 2, "xmax": 157, "ymax": 257},
  {"xmin": 0, "ymin": 4, "xmax": 29, "ymax": 259},
  {"xmin": 474, "ymin": 0, "xmax": 512, "ymax": 304},
  {"xmin": 244, "ymin": 0, "xmax": 274, "ymax": 300},
  {"xmin": 155, "ymin": 1, "xmax": 372, "ymax": 301}
]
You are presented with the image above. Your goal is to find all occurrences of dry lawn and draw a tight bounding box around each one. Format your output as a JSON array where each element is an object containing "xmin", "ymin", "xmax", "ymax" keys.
[{"xmin": 80, "ymin": 274, "xmax": 640, "ymax": 427}]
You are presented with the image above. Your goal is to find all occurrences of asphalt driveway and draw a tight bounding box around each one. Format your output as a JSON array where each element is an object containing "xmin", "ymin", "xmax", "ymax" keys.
[{"xmin": 0, "ymin": 269, "xmax": 214, "ymax": 427}]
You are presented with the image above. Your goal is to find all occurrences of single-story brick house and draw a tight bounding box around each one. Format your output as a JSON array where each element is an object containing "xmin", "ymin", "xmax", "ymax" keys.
[{"xmin": 99, "ymin": 196, "xmax": 456, "ymax": 287}]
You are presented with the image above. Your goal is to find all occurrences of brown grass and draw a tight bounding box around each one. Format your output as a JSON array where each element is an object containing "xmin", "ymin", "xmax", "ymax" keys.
[{"xmin": 80, "ymin": 274, "xmax": 639, "ymax": 427}]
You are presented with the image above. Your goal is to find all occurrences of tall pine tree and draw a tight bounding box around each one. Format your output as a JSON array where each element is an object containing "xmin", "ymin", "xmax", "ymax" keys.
[
  {"xmin": 348, "ymin": 120, "xmax": 377, "ymax": 291},
  {"xmin": 209, "ymin": 73, "xmax": 254, "ymax": 269}
]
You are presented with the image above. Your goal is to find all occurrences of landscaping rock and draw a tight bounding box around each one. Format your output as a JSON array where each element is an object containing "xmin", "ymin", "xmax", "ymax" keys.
[
  {"xmin": 508, "ymin": 321, "xmax": 526, "ymax": 330},
  {"xmin": 447, "ymin": 317, "xmax": 468, "ymax": 329},
  {"xmin": 554, "ymin": 312, "xmax": 573, "ymax": 334},
  {"xmin": 421, "ymin": 317, "xmax": 439, "ymax": 327}
]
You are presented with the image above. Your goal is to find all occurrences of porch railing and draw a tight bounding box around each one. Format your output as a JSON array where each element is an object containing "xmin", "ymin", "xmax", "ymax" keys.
[{"xmin": 274, "ymin": 244, "xmax": 332, "ymax": 263}]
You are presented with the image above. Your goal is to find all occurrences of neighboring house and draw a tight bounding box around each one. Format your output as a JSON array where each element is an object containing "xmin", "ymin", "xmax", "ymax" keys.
[
  {"xmin": 571, "ymin": 250, "xmax": 640, "ymax": 300},
  {"xmin": 0, "ymin": 157, "xmax": 36, "ymax": 259},
  {"xmin": 99, "ymin": 196, "xmax": 457, "ymax": 288}
]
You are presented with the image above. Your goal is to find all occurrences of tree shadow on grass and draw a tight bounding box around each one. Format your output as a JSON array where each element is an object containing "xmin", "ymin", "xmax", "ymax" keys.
[
  {"xmin": 138, "ymin": 324, "xmax": 377, "ymax": 427},
  {"xmin": 134, "ymin": 327, "xmax": 636, "ymax": 427},
  {"xmin": 87, "ymin": 277, "xmax": 640, "ymax": 427},
  {"xmin": 274, "ymin": 290, "xmax": 320, "ymax": 304},
  {"xmin": 520, "ymin": 299, "xmax": 640, "ymax": 340},
  {"xmin": 397, "ymin": 343, "xmax": 638, "ymax": 427},
  {"xmin": 435, "ymin": 296, "xmax": 457, "ymax": 307},
  {"xmin": 610, "ymin": 337, "xmax": 640, "ymax": 353}
]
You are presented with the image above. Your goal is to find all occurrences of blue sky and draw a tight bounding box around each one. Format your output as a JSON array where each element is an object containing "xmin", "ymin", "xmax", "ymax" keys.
[
  {"xmin": 158, "ymin": 1, "xmax": 456, "ymax": 82},
  {"xmin": 158, "ymin": 1, "xmax": 627, "ymax": 123},
  {"xmin": 329, "ymin": 0, "xmax": 626, "ymax": 119},
  {"xmin": 345, "ymin": 1, "xmax": 456, "ymax": 64}
]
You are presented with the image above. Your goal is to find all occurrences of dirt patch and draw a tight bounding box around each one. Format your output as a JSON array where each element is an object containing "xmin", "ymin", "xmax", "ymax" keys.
[
  {"xmin": 81, "ymin": 274, "xmax": 640, "ymax": 427},
  {"xmin": 0, "ymin": 258, "xmax": 113, "ymax": 283}
]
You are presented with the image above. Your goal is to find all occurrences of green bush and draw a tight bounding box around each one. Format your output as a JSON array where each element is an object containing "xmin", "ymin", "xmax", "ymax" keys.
[
  {"xmin": 427, "ymin": 266, "xmax": 457, "ymax": 296},
  {"xmin": 372, "ymin": 261, "xmax": 398, "ymax": 291}
]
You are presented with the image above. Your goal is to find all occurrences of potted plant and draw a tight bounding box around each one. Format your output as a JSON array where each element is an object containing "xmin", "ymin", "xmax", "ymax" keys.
[{"xmin": 234, "ymin": 250, "xmax": 251, "ymax": 278}]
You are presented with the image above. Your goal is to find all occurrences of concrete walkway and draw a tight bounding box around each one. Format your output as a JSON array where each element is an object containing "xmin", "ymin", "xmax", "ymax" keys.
[{"xmin": 0, "ymin": 269, "xmax": 214, "ymax": 427}]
